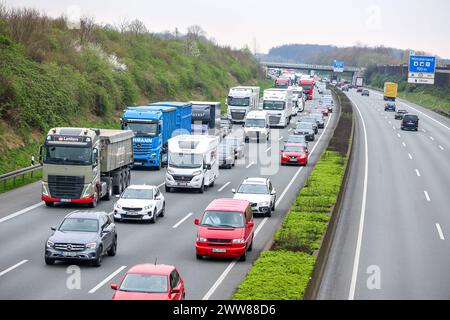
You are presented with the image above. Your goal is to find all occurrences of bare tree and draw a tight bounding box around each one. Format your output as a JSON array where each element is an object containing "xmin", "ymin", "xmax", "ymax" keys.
[
  {"xmin": 127, "ymin": 19, "xmax": 148, "ymax": 36},
  {"xmin": 187, "ymin": 25, "xmax": 206, "ymax": 40},
  {"xmin": 79, "ymin": 16, "xmax": 96, "ymax": 44},
  {"xmin": 115, "ymin": 17, "xmax": 130, "ymax": 34}
]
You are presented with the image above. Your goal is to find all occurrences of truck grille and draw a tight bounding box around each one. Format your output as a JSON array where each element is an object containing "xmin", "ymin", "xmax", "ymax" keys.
[
  {"xmin": 231, "ymin": 112, "xmax": 246, "ymax": 121},
  {"xmin": 133, "ymin": 143, "xmax": 152, "ymax": 156},
  {"xmin": 54, "ymin": 243, "xmax": 86, "ymax": 252},
  {"xmin": 48, "ymin": 175, "xmax": 84, "ymax": 199},
  {"xmin": 269, "ymin": 116, "xmax": 281, "ymax": 125},
  {"xmin": 172, "ymin": 175, "xmax": 193, "ymax": 182}
]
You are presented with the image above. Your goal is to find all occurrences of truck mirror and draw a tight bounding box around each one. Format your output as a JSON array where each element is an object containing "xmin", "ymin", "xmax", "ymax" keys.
[{"xmin": 38, "ymin": 145, "xmax": 43, "ymax": 164}]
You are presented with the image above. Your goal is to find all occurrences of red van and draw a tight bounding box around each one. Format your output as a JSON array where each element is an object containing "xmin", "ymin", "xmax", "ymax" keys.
[{"xmin": 194, "ymin": 199, "xmax": 254, "ymax": 261}]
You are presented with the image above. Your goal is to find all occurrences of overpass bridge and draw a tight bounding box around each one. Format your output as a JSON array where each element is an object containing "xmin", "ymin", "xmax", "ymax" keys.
[{"xmin": 260, "ymin": 61, "xmax": 364, "ymax": 78}]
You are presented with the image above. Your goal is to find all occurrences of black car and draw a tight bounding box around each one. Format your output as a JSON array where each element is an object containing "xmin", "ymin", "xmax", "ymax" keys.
[
  {"xmin": 45, "ymin": 211, "xmax": 117, "ymax": 267},
  {"xmin": 361, "ymin": 89, "xmax": 370, "ymax": 96},
  {"xmin": 395, "ymin": 109, "xmax": 408, "ymax": 120},
  {"xmin": 401, "ymin": 114, "xmax": 419, "ymax": 131},
  {"xmin": 385, "ymin": 102, "xmax": 396, "ymax": 112},
  {"xmin": 294, "ymin": 122, "xmax": 315, "ymax": 141}
]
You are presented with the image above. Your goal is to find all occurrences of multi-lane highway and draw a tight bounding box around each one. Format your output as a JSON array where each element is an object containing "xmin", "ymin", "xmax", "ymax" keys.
[
  {"xmin": 319, "ymin": 88, "xmax": 450, "ymax": 299},
  {"xmin": 0, "ymin": 90, "xmax": 339, "ymax": 300}
]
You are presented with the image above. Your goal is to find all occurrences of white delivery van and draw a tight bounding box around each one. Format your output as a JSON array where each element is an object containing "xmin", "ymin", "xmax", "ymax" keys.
[
  {"xmin": 262, "ymin": 88, "xmax": 293, "ymax": 128},
  {"xmin": 166, "ymin": 135, "xmax": 220, "ymax": 193},
  {"xmin": 291, "ymin": 86, "xmax": 305, "ymax": 113},
  {"xmin": 226, "ymin": 86, "xmax": 260, "ymax": 123},
  {"xmin": 244, "ymin": 110, "xmax": 270, "ymax": 143}
]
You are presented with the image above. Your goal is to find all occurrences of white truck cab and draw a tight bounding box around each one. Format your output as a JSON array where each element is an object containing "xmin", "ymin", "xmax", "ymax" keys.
[
  {"xmin": 262, "ymin": 88, "xmax": 293, "ymax": 128},
  {"xmin": 166, "ymin": 135, "xmax": 219, "ymax": 193},
  {"xmin": 244, "ymin": 110, "xmax": 270, "ymax": 143},
  {"xmin": 226, "ymin": 86, "xmax": 260, "ymax": 123}
]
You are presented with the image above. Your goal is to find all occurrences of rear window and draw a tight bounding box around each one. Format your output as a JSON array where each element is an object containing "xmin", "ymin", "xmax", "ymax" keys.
[{"xmin": 403, "ymin": 115, "xmax": 418, "ymax": 120}]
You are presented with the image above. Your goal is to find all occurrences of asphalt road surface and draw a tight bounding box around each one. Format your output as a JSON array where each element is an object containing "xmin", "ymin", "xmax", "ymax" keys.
[
  {"xmin": 319, "ymin": 88, "xmax": 450, "ymax": 300},
  {"xmin": 0, "ymin": 89, "xmax": 339, "ymax": 300}
]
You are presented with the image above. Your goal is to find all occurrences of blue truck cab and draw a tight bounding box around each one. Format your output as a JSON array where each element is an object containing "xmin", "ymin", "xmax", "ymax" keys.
[
  {"xmin": 147, "ymin": 102, "xmax": 192, "ymax": 135},
  {"xmin": 122, "ymin": 107, "xmax": 177, "ymax": 169}
]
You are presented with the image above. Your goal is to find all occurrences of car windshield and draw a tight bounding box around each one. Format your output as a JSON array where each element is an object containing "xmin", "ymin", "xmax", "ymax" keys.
[
  {"xmin": 237, "ymin": 183, "xmax": 269, "ymax": 194},
  {"xmin": 59, "ymin": 218, "xmax": 99, "ymax": 232},
  {"xmin": 301, "ymin": 85, "xmax": 313, "ymax": 90},
  {"xmin": 201, "ymin": 211, "xmax": 244, "ymax": 228},
  {"xmin": 263, "ymin": 101, "xmax": 285, "ymax": 110},
  {"xmin": 44, "ymin": 146, "xmax": 92, "ymax": 165},
  {"xmin": 245, "ymin": 119, "xmax": 266, "ymax": 128},
  {"xmin": 284, "ymin": 146, "xmax": 305, "ymax": 152},
  {"xmin": 121, "ymin": 188, "xmax": 153, "ymax": 200},
  {"xmin": 296, "ymin": 123, "xmax": 312, "ymax": 130},
  {"xmin": 228, "ymin": 96, "xmax": 249, "ymax": 107},
  {"xmin": 123, "ymin": 122, "xmax": 158, "ymax": 137},
  {"xmin": 169, "ymin": 153, "xmax": 203, "ymax": 169},
  {"xmin": 120, "ymin": 274, "xmax": 168, "ymax": 293}
]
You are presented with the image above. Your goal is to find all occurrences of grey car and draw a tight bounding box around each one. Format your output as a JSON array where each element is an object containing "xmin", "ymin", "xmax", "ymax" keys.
[
  {"xmin": 298, "ymin": 117, "xmax": 319, "ymax": 134},
  {"xmin": 45, "ymin": 211, "xmax": 117, "ymax": 267},
  {"xmin": 311, "ymin": 114, "xmax": 325, "ymax": 129},
  {"xmin": 294, "ymin": 122, "xmax": 315, "ymax": 141},
  {"xmin": 219, "ymin": 143, "xmax": 235, "ymax": 169}
]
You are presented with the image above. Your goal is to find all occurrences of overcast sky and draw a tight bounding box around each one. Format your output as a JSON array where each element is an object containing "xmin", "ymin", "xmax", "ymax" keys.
[{"xmin": 4, "ymin": 0, "xmax": 450, "ymax": 58}]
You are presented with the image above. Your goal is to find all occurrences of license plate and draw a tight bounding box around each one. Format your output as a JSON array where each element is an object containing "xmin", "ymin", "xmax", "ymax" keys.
[
  {"xmin": 178, "ymin": 182, "xmax": 188, "ymax": 186},
  {"xmin": 63, "ymin": 252, "xmax": 77, "ymax": 257},
  {"xmin": 290, "ymin": 158, "xmax": 297, "ymax": 162},
  {"xmin": 212, "ymin": 248, "xmax": 226, "ymax": 253},
  {"xmin": 134, "ymin": 162, "xmax": 142, "ymax": 166},
  {"xmin": 60, "ymin": 199, "xmax": 71, "ymax": 203}
]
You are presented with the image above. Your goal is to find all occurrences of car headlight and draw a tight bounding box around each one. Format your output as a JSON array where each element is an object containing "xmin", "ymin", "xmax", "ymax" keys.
[
  {"xmin": 167, "ymin": 169, "xmax": 175, "ymax": 176},
  {"xmin": 197, "ymin": 237, "xmax": 207, "ymax": 242},
  {"xmin": 150, "ymin": 154, "xmax": 156, "ymax": 159},
  {"xmin": 115, "ymin": 202, "xmax": 122, "ymax": 209},
  {"xmin": 144, "ymin": 204, "xmax": 154, "ymax": 211},
  {"xmin": 259, "ymin": 201, "xmax": 270, "ymax": 207},
  {"xmin": 86, "ymin": 242, "xmax": 97, "ymax": 249},
  {"xmin": 232, "ymin": 238, "xmax": 245, "ymax": 244},
  {"xmin": 192, "ymin": 170, "xmax": 202, "ymax": 176},
  {"xmin": 46, "ymin": 240, "xmax": 54, "ymax": 248}
]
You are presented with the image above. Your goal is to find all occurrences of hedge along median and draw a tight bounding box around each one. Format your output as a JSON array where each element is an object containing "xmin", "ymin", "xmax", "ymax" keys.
[{"xmin": 233, "ymin": 87, "xmax": 354, "ymax": 300}]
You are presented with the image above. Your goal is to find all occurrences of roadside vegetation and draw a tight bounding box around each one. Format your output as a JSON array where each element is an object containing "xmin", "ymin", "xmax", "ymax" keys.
[{"xmin": 0, "ymin": 4, "xmax": 264, "ymax": 180}]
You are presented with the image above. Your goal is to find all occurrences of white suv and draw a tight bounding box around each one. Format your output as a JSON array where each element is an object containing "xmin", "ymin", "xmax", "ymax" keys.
[
  {"xmin": 113, "ymin": 185, "xmax": 165, "ymax": 223},
  {"xmin": 232, "ymin": 177, "xmax": 276, "ymax": 217}
]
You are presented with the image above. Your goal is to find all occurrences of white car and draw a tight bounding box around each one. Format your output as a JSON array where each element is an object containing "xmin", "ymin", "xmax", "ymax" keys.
[
  {"xmin": 232, "ymin": 177, "xmax": 276, "ymax": 217},
  {"xmin": 113, "ymin": 185, "xmax": 165, "ymax": 223}
]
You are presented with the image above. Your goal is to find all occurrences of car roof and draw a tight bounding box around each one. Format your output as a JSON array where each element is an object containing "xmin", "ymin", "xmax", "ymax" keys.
[
  {"xmin": 125, "ymin": 185, "xmax": 156, "ymax": 190},
  {"xmin": 66, "ymin": 211, "xmax": 106, "ymax": 219},
  {"xmin": 242, "ymin": 177, "xmax": 268, "ymax": 184},
  {"xmin": 205, "ymin": 198, "xmax": 250, "ymax": 212},
  {"xmin": 285, "ymin": 143, "xmax": 305, "ymax": 148},
  {"xmin": 127, "ymin": 264, "xmax": 175, "ymax": 276}
]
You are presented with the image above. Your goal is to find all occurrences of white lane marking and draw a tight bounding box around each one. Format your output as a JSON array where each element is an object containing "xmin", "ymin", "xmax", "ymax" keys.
[
  {"xmin": 202, "ymin": 114, "xmax": 334, "ymax": 301},
  {"xmin": 288, "ymin": 128, "xmax": 293, "ymax": 132},
  {"xmin": 278, "ymin": 136, "xmax": 284, "ymax": 141},
  {"xmin": 388, "ymin": 121, "xmax": 392, "ymax": 124},
  {"xmin": 265, "ymin": 147, "xmax": 272, "ymax": 153},
  {"xmin": 430, "ymin": 136, "xmax": 435, "ymax": 141},
  {"xmin": 439, "ymin": 145, "xmax": 444, "ymax": 150},
  {"xmin": 402, "ymin": 142, "xmax": 406, "ymax": 147},
  {"xmin": 397, "ymin": 133, "xmax": 401, "ymax": 138},
  {"xmin": 415, "ymin": 169, "xmax": 421, "ymax": 177},
  {"xmin": 392, "ymin": 125, "xmax": 396, "ymax": 130},
  {"xmin": 422, "ymin": 129, "xmax": 426, "ymax": 133},
  {"xmin": 347, "ymin": 96, "xmax": 369, "ymax": 301},
  {"xmin": 218, "ymin": 182, "xmax": 230, "ymax": 192},
  {"xmin": 88, "ymin": 266, "xmax": 127, "ymax": 294},
  {"xmin": 408, "ymin": 153, "xmax": 413, "ymax": 160},
  {"xmin": 436, "ymin": 224, "xmax": 445, "ymax": 240},
  {"xmin": 424, "ymin": 191, "xmax": 431, "ymax": 202},
  {"xmin": 0, "ymin": 260, "xmax": 28, "ymax": 277},
  {"xmin": 399, "ymin": 101, "xmax": 450, "ymax": 131},
  {"xmin": 172, "ymin": 212, "xmax": 193, "ymax": 229},
  {"xmin": 246, "ymin": 162, "xmax": 255, "ymax": 169},
  {"xmin": 0, "ymin": 202, "xmax": 44, "ymax": 224}
]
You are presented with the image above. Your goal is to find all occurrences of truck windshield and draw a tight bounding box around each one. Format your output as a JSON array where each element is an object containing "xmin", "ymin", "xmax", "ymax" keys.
[
  {"xmin": 123, "ymin": 122, "xmax": 158, "ymax": 137},
  {"xmin": 263, "ymin": 101, "xmax": 285, "ymax": 110},
  {"xmin": 245, "ymin": 119, "xmax": 266, "ymax": 128},
  {"xmin": 169, "ymin": 153, "xmax": 203, "ymax": 169},
  {"xmin": 227, "ymin": 96, "xmax": 250, "ymax": 107},
  {"xmin": 275, "ymin": 83, "xmax": 289, "ymax": 89},
  {"xmin": 44, "ymin": 146, "xmax": 92, "ymax": 165}
]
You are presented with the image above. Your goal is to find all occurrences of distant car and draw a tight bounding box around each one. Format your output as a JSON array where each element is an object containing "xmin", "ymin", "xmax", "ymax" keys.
[
  {"xmin": 224, "ymin": 136, "xmax": 244, "ymax": 159},
  {"xmin": 219, "ymin": 143, "xmax": 235, "ymax": 169},
  {"xmin": 113, "ymin": 185, "xmax": 165, "ymax": 223},
  {"xmin": 233, "ymin": 177, "xmax": 276, "ymax": 217},
  {"xmin": 401, "ymin": 114, "xmax": 419, "ymax": 131},
  {"xmin": 45, "ymin": 211, "xmax": 117, "ymax": 267},
  {"xmin": 342, "ymin": 85, "xmax": 349, "ymax": 92},
  {"xmin": 298, "ymin": 117, "xmax": 319, "ymax": 134},
  {"xmin": 385, "ymin": 102, "xmax": 396, "ymax": 112},
  {"xmin": 356, "ymin": 87, "xmax": 363, "ymax": 93},
  {"xmin": 311, "ymin": 114, "xmax": 325, "ymax": 129},
  {"xmin": 111, "ymin": 264, "xmax": 185, "ymax": 300},
  {"xmin": 285, "ymin": 135, "xmax": 309, "ymax": 152},
  {"xmin": 361, "ymin": 89, "xmax": 370, "ymax": 96},
  {"xmin": 395, "ymin": 109, "xmax": 408, "ymax": 120},
  {"xmin": 294, "ymin": 122, "xmax": 315, "ymax": 141},
  {"xmin": 281, "ymin": 143, "xmax": 308, "ymax": 167},
  {"xmin": 220, "ymin": 118, "xmax": 233, "ymax": 137}
]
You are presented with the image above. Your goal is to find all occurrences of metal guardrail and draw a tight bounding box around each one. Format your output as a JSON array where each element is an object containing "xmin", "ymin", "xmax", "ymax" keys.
[{"xmin": 0, "ymin": 164, "xmax": 43, "ymax": 190}]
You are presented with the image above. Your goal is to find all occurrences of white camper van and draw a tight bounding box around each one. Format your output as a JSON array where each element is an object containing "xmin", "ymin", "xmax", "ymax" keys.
[
  {"xmin": 166, "ymin": 135, "xmax": 220, "ymax": 193},
  {"xmin": 262, "ymin": 88, "xmax": 293, "ymax": 128},
  {"xmin": 226, "ymin": 86, "xmax": 260, "ymax": 123},
  {"xmin": 244, "ymin": 110, "xmax": 270, "ymax": 143},
  {"xmin": 291, "ymin": 86, "xmax": 305, "ymax": 113}
]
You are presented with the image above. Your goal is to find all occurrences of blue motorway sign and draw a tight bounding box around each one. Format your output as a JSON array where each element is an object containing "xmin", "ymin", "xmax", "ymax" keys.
[
  {"xmin": 333, "ymin": 60, "xmax": 345, "ymax": 72},
  {"xmin": 409, "ymin": 55, "xmax": 436, "ymax": 74}
]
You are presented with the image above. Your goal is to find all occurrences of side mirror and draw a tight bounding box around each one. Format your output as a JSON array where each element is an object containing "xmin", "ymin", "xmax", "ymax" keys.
[
  {"xmin": 271, "ymin": 190, "xmax": 276, "ymax": 195},
  {"xmin": 247, "ymin": 221, "xmax": 255, "ymax": 228},
  {"xmin": 38, "ymin": 145, "xmax": 43, "ymax": 164},
  {"xmin": 111, "ymin": 284, "xmax": 118, "ymax": 290},
  {"xmin": 115, "ymin": 195, "xmax": 120, "ymax": 198},
  {"xmin": 51, "ymin": 226, "xmax": 56, "ymax": 231},
  {"xmin": 231, "ymin": 189, "xmax": 236, "ymax": 194},
  {"xmin": 194, "ymin": 217, "xmax": 200, "ymax": 226}
]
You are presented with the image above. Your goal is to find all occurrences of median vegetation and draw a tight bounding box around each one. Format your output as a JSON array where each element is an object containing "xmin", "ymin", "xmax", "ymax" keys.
[
  {"xmin": 0, "ymin": 4, "xmax": 264, "ymax": 179},
  {"xmin": 233, "ymin": 87, "xmax": 354, "ymax": 300}
]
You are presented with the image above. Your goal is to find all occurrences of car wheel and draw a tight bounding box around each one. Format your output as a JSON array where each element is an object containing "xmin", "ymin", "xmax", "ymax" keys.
[
  {"xmin": 159, "ymin": 202, "xmax": 165, "ymax": 217},
  {"xmin": 248, "ymin": 239, "xmax": 253, "ymax": 252},
  {"xmin": 198, "ymin": 181, "xmax": 204, "ymax": 194},
  {"xmin": 196, "ymin": 254, "xmax": 203, "ymax": 260},
  {"xmin": 266, "ymin": 210, "xmax": 272, "ymax": 218},
  {"xmin": 45, "ymin": 201, "xmax": 54, "ymax": 207},
  {"xmin": 107, "ymin": 238, "xmax": 117, "ymax": 257},
  {"xmin": 93, "ymin": 247, "xmax": 103, "ymax": 267},
  {"xmin": 88, "ymin": 192, "xmax": 98, "ymax": 208},
  {"xmin": 239, "ymin": 250, "xmax": 247, "ymax": 262},
  {"xmin": 45, "ymin": 257, "xmax": 55, "ymax": 265},
  {"xmin": 150, "ymin": 210, "xmax": 157, "ymax": 224},
  {"xmin": 165, "ymin": 185, "xmax": 171, "ymax": 193}
]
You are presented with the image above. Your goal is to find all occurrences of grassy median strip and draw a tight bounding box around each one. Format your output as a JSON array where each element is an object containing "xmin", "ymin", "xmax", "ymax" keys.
[{"xmin": 233, "ymin": 151, "xmax": 346, "ymax": 300}]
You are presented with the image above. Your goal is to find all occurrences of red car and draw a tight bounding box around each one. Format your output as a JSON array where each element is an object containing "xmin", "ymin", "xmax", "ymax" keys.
[
  {"xmin": 111, "ymin": 264, "xmax": 185, "ymax": 300},
  {"xmin": 195, "ymin": 199, "xmax": 254, "ymax": 261},
  {"xmin": 281, "ymin": 144, "xmax": 308, "ymax": 166}
]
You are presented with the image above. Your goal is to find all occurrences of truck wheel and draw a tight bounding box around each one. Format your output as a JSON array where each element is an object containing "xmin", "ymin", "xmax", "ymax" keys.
[
  {"xmin": 45, "ymin": 201, "xmax": 54, "ymax": 207},
  {"xmin": 157, "ymin": 156, "xmax": 162, "ymax": 170},
  {"xmin": 104, "ymin": 180, "xmax": 113, "ymax": 200}
]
